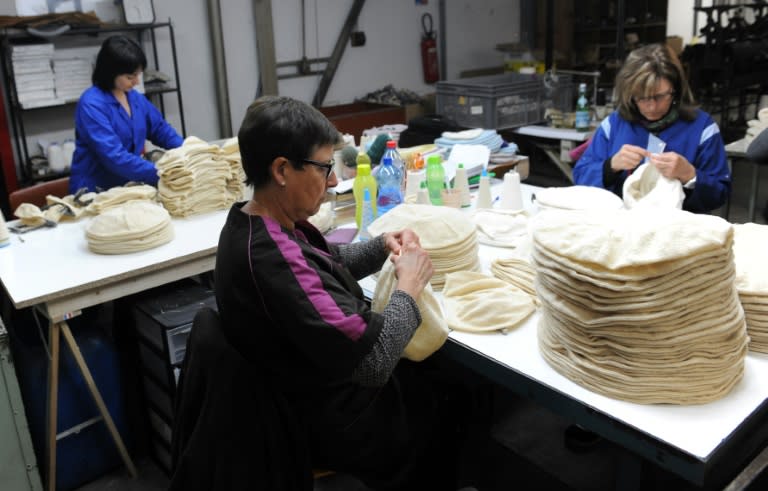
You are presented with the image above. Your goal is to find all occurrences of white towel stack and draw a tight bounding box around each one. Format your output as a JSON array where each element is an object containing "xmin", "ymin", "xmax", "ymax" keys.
[
  {"xmin": 12, "ymin": 43, "xmax": 57, "ymax": 108},
  {"xmin": 53, "ymin": 57, "xmax": 93, "ymax": 101},
  {"xmin": 531, "ymin": 207, "xmax": 748, "ymax": 405}
]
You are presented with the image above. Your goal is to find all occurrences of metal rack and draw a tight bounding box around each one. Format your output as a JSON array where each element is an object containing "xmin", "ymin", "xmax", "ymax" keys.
[
  {"xmin": 684, "ymin": 3, "xmax": 768, "ymax": 142},
  {"xmin": 0, "ymin": 20, "xmax": 186, "ymax": 185}
]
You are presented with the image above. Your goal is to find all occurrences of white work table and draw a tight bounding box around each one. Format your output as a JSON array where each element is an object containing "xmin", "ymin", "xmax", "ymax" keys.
[
  {"xmin": 360, "ymin": 184, "xmax": 768, "ymax": 488},
  {"xmin": 3, "ymin": 187, "xmax": 768, "ymax": 489},
  {"xmin": 511, "ymin": 125, "xmax": 593, "ymax": 184},
  {"xmin": 0, "ymin": 209, "xmax": 228, "ymax": 491}
]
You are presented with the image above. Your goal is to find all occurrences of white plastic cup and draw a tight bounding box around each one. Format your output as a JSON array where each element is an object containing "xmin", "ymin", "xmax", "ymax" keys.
[
  {"xmin": 499, "ymin": 171, "xmax": 523, "ymax": 210},
  {"xmin": 405, "ymin": 170, "xmax": 426, "ymax": 200}
]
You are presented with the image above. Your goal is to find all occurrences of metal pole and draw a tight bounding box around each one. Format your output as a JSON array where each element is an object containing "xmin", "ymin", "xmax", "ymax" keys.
[
  {"xmin": 208, "ymin": 0, "xmax": 232, "ymax": 137},
  {"xmin": 439, "ymin": 0, "xmax": 447, "ymax": 81},
  {"xmin": 312, "ymin": 0, "xmax": 365, "ymax": 107},
  {"xmin": 253, "ymin": 0, "xmax": 279, "ymax": 96}
]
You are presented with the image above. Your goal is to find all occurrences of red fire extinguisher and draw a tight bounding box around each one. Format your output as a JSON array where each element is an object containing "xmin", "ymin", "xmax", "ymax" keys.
[{"xmin": 421, "ymin": 13, "xmax": 439, "ymax": 83}]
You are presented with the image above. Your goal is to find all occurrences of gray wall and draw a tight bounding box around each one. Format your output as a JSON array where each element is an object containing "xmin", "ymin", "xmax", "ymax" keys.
[{"xmin": 2, "ymin": 0, "xmax": 520, "ymax": 175}]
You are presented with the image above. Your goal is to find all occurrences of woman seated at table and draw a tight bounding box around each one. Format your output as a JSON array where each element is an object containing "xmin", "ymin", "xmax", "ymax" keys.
[
  {"xmin": 573, "ymin": 43, "xmax": 730, "ymax": 213},
  {"xmin": 69, "ymin": 35, "xmax": 183, "ymax": 193},
  {"xmin": 171, "ymin": 95, "xmax": 465, "ymax": 490}
]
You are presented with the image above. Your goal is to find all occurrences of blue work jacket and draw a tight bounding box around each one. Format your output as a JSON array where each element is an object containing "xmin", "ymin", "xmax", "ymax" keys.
[
  {"xmin": 69, "ymin": 86, "xmax": 183, "ymax": 193},
  {"xmin": 573, "ymin": 110, "xmax": 731, "ymax": 213}
]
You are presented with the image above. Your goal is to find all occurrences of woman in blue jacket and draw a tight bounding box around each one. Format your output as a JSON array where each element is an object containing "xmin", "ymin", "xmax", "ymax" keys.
[
  {"xmin": 573, "ymin": 43, "xmax": 730, "ymax": 213},
  {"xmin": 69, "ymin": 35, "xmax": 183, "ymax": 193}
]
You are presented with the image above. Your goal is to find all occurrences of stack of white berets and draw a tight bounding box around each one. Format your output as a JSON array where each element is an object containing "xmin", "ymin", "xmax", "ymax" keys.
[
  {"xmin": 219, "ymin": 137, "xmax": 248, "ymax": 201},
  {"xmin": 531, "ymin": 207, "xmax": 748, "ymax": 405},
  {"xmin": 534, "ymin": 185, "xmax": 624, "ymax": 212},
  {"xmin": 733, "ymin": 223, "xmax": 768, "ymax": 353},
  {"xmin": 85, "ymin": 200, "xmax": 174, "ymax": 254},
  {"xmin": 156, "ymin": 136, "xmax": 243, "ymax": 217},
  {"xmin": 368, "ymin": 204, "xmax": 480, "ymax": 290}
]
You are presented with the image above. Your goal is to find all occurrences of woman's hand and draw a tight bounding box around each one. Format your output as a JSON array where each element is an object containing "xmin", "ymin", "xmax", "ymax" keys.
[
  {"xmin": 649, "ymin": 151, "xmax": 696, "ymax": 183},
  {"xmin": 383, "ymin": 229, "xmax": 421, "ymax": 255},
  {"xmin": 610, "ymin": 144, "xmax": 649, "ymax": 172},
  {"xmin": 393, "ymin": 242, "xmax": 433, "ymax": 299}
]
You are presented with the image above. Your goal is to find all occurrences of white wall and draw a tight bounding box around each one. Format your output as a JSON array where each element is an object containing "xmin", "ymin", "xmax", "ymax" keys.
[{"xmin": 3, "ymin": 0, "xmax": 521, "ymax": 173}]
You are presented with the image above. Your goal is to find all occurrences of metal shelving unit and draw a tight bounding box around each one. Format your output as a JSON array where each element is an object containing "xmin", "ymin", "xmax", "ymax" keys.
[{"xmin": 0, "ymin": 20, "xmax": 186, "ymax": 185}]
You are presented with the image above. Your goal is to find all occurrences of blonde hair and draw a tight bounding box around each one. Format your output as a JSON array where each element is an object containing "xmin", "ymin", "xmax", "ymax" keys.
[{"xmin": 614, "ymin": 43, "xmax": 697, "ymax": 121}]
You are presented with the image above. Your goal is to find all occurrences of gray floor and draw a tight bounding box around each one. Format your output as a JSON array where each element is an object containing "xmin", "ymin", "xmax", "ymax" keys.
[{"xmin": 70, "ymin": 157, "xmax": 768, "ymax": 491}]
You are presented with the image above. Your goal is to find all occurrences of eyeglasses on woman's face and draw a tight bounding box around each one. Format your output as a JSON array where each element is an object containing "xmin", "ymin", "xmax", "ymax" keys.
[
  {"xmin": 633, "ymin": 90, "xmax": 675, "ymax": 106},
  {"xmin": 301, "ymin": 158, "xmax": 335, "ymax": 180}
]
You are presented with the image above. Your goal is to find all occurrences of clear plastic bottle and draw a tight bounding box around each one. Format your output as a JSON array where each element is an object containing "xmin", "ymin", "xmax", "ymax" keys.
[
  {"xmin": 425, "ymin": 154, "xmax": 445, "ymax": 205},
  {"xmin": 375, "ymin": 157, "xmax": 403, "ymax": 215},
  {"xmin": 359, "ymin": 188, "xmax": 375, "ymax": 242},
  {"xmin": 353, "ymin": 155, "xmax": 377, "ymax": 229},
  {"xmin": 575, "ymin": 82, "xmax": 590, "ymax": 132},
  {"xmin": 380, "ymin": 140, "xmax": 406, "ymax": 195}
]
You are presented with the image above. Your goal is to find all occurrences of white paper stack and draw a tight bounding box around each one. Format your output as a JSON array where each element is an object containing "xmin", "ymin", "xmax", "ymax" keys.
[
  {"xmin": 12, "ymin": 43, "xmax": 58, "ymax": 108},
  {"xmin": 53, "ymin": 58, "xmax": 93, "ymax": 101}
]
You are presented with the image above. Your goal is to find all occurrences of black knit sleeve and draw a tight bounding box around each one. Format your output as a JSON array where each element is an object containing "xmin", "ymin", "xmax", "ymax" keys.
[
  {"xmin": 352, "ymin": 290, "xmax": 421, "ymax": 387},
  {"xmin": 335, "ymin": 234, "xmax": 390, "ymax": 280}
]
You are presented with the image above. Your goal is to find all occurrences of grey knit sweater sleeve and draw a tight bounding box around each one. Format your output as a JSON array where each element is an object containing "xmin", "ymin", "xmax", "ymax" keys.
[
  {"xmin": 333, "ymin": 235, "xmax": 390, "ymax": 280},
  {"xmin": 353, "ymin": 290, "xmax": 421, "ymax": 387},
  {"xmin": 747, "ymin": 129, "xmax": 768, "ymax": 163}
]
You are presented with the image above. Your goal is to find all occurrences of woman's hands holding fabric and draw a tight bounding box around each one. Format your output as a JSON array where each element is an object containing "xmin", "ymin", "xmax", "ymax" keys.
[
  {"xmin": 393, "ymin": 242, "xmax": 433, "ymax": 299},
  {"xmin": 649, "ymin": 151, "xmax": 696, "ymax": 183},
  {"xmin": 610, "ymin": 144, "xmax": 649, "ymax": 172},
  {"xmin": 383, "ymin": 229, "xmax": 421, "ymax": 255}
]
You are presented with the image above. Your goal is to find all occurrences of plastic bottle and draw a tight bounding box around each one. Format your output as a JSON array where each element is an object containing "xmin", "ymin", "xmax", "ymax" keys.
[
  {"xmin": 62, "ymin": 139, "xmax": 76, "ymax": 170},
  {"xmin": 358, "ymin": 188, "xmax": 375, "ymax": 242},
  {"xmin": 380, "ymin": 140, "xmax": 406, "ymax": 195},
  {"xmin": 375, "ymin": 157, "xmax": 403, "ymax": 215},
  {"xmin": 426, "ymin": 154, "xmax": 445, "ymax": 205},
  {"xmin": 47, "ymin": 142, "xmax": 66, "ymax": 172},
  {"xmin": 476, "ymin": 168, "xmax": 493, "ymax": 209},
  {"xmin": 575, "ymin": 82, "xmax": 590, "ymax": 132},
  {"xmin": 455, "ymin": 163, "xmax": 471, "ymax": 207},
  {"xmin": 353, "ymin": 154, "xmax": 377, "ymax": 229}
]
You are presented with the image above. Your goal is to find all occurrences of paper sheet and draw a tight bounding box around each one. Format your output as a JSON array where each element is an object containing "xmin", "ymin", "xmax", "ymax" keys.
[{"xmin": 444, "ymin": 144, "xmax": 490, "ymax": 185}]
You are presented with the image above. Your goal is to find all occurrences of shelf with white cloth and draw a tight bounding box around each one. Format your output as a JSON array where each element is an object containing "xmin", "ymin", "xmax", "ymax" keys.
[{"xmin": 0, "ymin": 21, "xmax": 186, "ymax": 185}]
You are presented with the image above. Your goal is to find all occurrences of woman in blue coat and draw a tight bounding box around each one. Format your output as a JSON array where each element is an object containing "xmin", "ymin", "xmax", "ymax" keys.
[
  {"xmin": 69, "ymin": 35, "xmax": 183, "ymax": 193},
  {"xmin": 573, "ymin": 43, "xmax": 731, "ymax": 213}
]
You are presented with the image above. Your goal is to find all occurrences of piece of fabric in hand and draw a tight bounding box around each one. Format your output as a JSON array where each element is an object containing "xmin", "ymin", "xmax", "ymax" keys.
[
  {"xmin": 622, "ymin": 162, "xmax": 684, "ymax": 210},
  {"xmin": 371, "ymin": 259, "xmax": 448, "ymax": 361}
]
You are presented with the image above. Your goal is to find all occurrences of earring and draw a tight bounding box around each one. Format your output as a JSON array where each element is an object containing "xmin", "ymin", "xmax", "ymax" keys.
[{"xmin": 280, "ymin": 181, "xmax": 286, "ymax": 187}]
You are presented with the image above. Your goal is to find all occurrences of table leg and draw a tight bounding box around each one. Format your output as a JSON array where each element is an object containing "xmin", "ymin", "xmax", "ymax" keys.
[
  {"xmin": 59, "ymin": 321, "xmax": 138, "ymax": 479},
  {"xmin": 750, "ymin": 163, "xmax": 759, "ymax": 223},
  {"xmin": 45, "ymin": 321, "xmax": 60, "ymax": 491}
]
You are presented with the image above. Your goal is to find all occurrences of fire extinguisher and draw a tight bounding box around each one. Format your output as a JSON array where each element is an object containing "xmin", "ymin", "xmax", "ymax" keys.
[{"xmin": 421, "ymin": 13, "xmax": 439, "ymax": 83}]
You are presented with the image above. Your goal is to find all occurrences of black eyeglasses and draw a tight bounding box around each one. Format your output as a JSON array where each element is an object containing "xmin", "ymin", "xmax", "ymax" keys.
[
  {"xmin": 300, "ymin": 158, "xmax": 335, "ymax": 179},
  {"xmin": 633, "ymin": 90, "xmax": 675, "ymax": 106}
]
